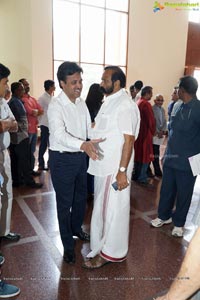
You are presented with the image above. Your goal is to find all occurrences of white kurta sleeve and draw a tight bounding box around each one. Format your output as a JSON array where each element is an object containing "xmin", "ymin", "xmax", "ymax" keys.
[{"xmin": 117, "ymin": 103, "xmax": 140, "ymax": 139}]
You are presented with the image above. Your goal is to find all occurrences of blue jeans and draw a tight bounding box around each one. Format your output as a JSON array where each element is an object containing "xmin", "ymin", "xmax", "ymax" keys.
[
  {"xmin": 29, "ymin": 133, "xmax": 37, "ymax": 171},
  {"xmin": 137, "ymin": 163, "xmax": 148, "ymax": 183}
]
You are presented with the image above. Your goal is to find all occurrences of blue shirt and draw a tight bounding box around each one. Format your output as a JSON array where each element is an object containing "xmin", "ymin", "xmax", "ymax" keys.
[{"xmin": 164, "ymin": 98, "xmax": 200, "ymax": 171}]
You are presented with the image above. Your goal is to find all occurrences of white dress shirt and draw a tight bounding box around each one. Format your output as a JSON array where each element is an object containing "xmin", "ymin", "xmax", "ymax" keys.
[
  {"xmin": 38, "ymin": 92, "xmax": 52, "ymax": 127},
  {"xmin": 88, "ymin": 89, "xmax": 140, "ymax": 176},
  {"xmin": 0, "ymin": 98, "xmax": 15, "ymax": 151},
  {"xmin": 48, "ymin": 90, "xmax": 91, "ymax": 152}
]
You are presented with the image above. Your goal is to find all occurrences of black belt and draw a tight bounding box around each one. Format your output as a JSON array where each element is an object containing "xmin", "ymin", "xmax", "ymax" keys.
[
  {"xmin": 50, "ymin": 150, "xmax": 83, "ymax": 155},
  {"xmin": 51, "ymin": 150, "xmax": 84, "ymax": 155},
  {"xmin": 59, "ymin": 151, "xmax": 82, "ymax": 155}
]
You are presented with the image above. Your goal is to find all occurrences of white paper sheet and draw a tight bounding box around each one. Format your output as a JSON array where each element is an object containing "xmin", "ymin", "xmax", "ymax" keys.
[
  {"xmin": 153, "ymin": 136, "xmax": 165, "ymax": 146},
  {"xmin": 188, "ymin": 153, "xmax": 200, "ymax": 176}
]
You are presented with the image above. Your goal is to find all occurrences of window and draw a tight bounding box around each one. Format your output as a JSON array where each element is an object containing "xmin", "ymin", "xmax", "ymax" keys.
[{"xmin": 53, "ymin": 0, "xmax": 129, "ymax": 99}]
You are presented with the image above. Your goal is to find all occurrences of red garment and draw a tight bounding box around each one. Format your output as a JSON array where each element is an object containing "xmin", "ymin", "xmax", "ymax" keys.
[
  {"xmin": 22, "ymin": 94, "xmax": 43, "ymax": 133},
  {"xmin": 134, "ymin": 98, "xmax": 156, "ymax": 163}
]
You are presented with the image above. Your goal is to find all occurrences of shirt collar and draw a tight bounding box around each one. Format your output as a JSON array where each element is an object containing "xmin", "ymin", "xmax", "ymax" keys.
[
  {"xmin": 102, "ymin": 89, "xmax": 123, "ymax": 105},
  {"xmin": 182, "ymin": 98, "xmax": 196, "ymax": 109},
  {"xmin": 59, "ymin": 90, "xmax": 81, "ymax": 106},
  {"xmin": 44, "ymin": 91, "xmax": 51, "ymax": 98}
]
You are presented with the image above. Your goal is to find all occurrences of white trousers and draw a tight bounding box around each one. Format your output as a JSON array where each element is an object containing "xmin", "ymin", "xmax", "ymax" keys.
[
  {"xmin": 87, "ymin": 174, "xmax": 131, "ymax": 261},
  {"xmin": 0, "ymin": 149, "xmax": 13, "ymax": 236}
]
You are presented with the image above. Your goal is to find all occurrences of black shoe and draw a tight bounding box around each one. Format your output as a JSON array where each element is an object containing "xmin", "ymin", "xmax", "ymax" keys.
[
  {"xmin": 2, "ymin": 232, "xmax": 21, "ymax": 242},
  {"xmin": 26, "ymin": 182, "xmax": 43, "ymax": 189},
  {"xmin": 32, "ymin": 171, "xmax": 41, "ymax": 176},
  {"xmin": 63, "ymin": 250, "xmax": 76, "ymax": 264},
  {"xmin": 73, "ymin": 230, "xmax": 90, "ymax": 241}
]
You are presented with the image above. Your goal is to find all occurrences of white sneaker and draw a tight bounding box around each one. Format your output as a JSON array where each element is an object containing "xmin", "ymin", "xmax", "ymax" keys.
[
  {"xmin": 172, "ymin": 226, "xmax": 183, "ymax": 237},
  {"xmin": 151, "ymin": 217, "xmax": 172, "ymax": 228}
]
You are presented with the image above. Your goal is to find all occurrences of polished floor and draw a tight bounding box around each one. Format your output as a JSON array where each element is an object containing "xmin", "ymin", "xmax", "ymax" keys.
[{"xmin": 1, "ymin": 149, "xmax": 199, "ymax": 300}]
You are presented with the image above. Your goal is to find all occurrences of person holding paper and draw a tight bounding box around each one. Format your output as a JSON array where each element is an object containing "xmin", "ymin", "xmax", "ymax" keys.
[
  {"xmin": 151, "ymin": 94, "xmax": 167, "ymax": 177},
  {"xmin": 151, "ymin": 76, "xmax": 200, "ymax": 237}
]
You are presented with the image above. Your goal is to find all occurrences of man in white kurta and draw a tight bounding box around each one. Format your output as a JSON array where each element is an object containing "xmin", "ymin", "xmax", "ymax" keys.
[{"xmin": 83, "ymin": 66, "xmax": 140, "ymax": 269}]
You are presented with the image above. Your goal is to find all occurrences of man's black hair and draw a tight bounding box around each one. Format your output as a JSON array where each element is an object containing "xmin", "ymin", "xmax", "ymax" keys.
[
  {"xmin": 57, "ymin": 62, "xmax": 83, "ymax": 89},
  {"xmin": 0, "ymin": 63, "xmax": 10, "ymax": 80},
  {"xmin": 11, "ymin": 82, "xmax": 22, "ymax": 94},
  {"xmin": 141, "ymin": 86, "xmax": 152, "ymax": 97},
  {"xmin": 134, "ymin": 80, "xmax": 143, "ymax": 91},
  {"xmin": 44, "ymin": 80, "xmax": 55, "ymax": 91},
  {"xmin": 179, "ymin": 76, "xmax": 198, "ymax": 96},
  {"xmin": 104, "ymin": 66, "xmax": 126, "ymax": 88}
]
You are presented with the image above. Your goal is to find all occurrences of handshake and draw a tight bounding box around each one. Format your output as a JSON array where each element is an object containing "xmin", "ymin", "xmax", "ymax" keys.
[{"xmin": 80, "ymin": 138, "xmax": 105, "ymax": 160}]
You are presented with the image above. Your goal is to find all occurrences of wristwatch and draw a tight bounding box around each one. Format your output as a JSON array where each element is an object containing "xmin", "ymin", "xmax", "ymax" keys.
[{"xmin": 119, "ymin": 167, "xmax": 127, "ymax": 172}]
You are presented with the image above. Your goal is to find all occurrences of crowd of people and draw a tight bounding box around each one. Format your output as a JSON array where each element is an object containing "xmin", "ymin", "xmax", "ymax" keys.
[
  {"xmin": 0, "ymin": 63, "xmax": 54, "ymax": 298},
  {"xmin": 0, "ymin": 60, "xmax": 200, "ymax": 299}
]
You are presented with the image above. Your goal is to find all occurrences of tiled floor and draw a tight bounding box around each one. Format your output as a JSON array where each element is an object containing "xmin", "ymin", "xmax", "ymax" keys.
[{"xmin": 1, "ymin": 166, "xmax": 199, "ymax": 300}]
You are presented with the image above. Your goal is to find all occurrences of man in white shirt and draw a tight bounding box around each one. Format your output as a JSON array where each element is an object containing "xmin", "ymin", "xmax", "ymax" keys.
[
  {"xmin": 48, "ymin": 61, "xmax": 101, "ymax": 264},
  {"xmin": 130, "ymin": 80, "xmax": 143, "ymax": 102},
  {"xmin": 83, "ymin": 66, "xmax": 140, "ymax": 269},
  {"xmin": 38, "ymin": 80, "xmax": 55, "ymax": 171},
  {"xmin": 0, "ymin": 63, "xmax": 21, "ymax": 242}
]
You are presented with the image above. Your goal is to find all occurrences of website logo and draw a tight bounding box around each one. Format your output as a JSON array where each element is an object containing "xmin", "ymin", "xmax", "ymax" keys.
[
  {"xmin": 153, "ymin": 1, "xmax": 165, "ymax": 12},
  {"xmin": 153, "ymin": 1, "xmax": 200, "ymax": 12}
]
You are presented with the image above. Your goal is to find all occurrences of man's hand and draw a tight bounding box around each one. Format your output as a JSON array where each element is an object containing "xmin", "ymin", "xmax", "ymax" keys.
[
  {"xmin": 116, "ymin": 171, "xmax": 129, "ymax": 191},
  {"xmin": 0, "ymin": 118, "xmax": 18, "ymax": 133},
  {"xmin": 38, "ymin": 109, "xmax": 44, "ymax": 116},
  {"xmin": 80, "ymin": 139, "xmax": 104, "ymax": 160},
  {"xmin": 157, "ymin": 131, "xmax": 164, "ymax": 138},
  {"xmin": 32, "ymin": 109, "xmax": 38, "ymax": 116},
  {"xmin": 9, "ymin": 119, "xmax": 18, "ymax": 132},
  {"xmin": 32, "ymin": 109, "xmax": 44, "ymax": 116}
]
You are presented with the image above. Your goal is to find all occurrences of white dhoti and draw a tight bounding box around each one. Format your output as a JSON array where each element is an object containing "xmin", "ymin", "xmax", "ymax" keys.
[{"xmin": 87, "ymin": 173, "xmax": 131, "ymax": 261}]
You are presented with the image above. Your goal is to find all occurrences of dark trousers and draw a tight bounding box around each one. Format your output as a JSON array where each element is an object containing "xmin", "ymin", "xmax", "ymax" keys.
[
  {"xmin": 86, "ymin": 154, "xmax": 94, "ymax": 194},
  {"xmin": 158, "ymin": 166, "xmax": 196, "ymax": 227},
  {"xmin": 152, "ymin": 144, "xmax": 162, "ymax": 175},
  {"xmin": 132, "ymin": 161, "xmax": 148, "ymax": 183},
  {"xmin": 9, "ymin": 138, "xmax": 34, "ymax": 185},
  {"xmin": 38, "ymin": 125, "xmax": 49, "ymax": 168},
  {"xmin": 49, "ymin": 150, "xmax": 87, "ymax": 251},
  {"xmin": 29, "ymin": 133, "xmax": 37, "ymax": 171}
]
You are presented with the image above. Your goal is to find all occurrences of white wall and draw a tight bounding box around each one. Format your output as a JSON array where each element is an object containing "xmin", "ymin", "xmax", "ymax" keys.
[
  {"xmin": 30, "ymin": 0, "xmax": 53, "ymax": 98},
  {"xmin": 0, "ymin": 0, "xmax": 32, "ymax": 84},
  {"xmin": 127, "ymin": 0, "xmax": 189, "ymax": 108},
  {"xmin": 0, "ymin": 0, "xmax": 52, "ymax": 98},
  {"xmin": 0, "ymin": 0, "xmax": 188, "ymax": 106}
]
